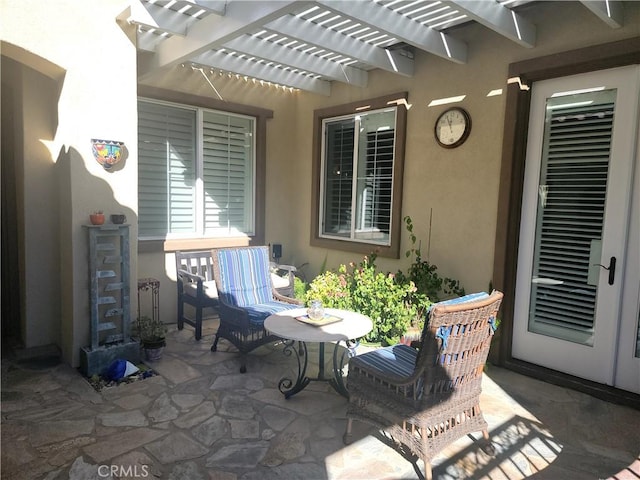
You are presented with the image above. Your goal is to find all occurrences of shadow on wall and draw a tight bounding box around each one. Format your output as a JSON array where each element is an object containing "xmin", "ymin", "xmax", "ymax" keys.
[
  {"xmin": 54, "ymin": 144, "xmax": 137, "ymax": 368},
  {"xmin": 1, "ymin": 52, "xmax": 64, "ymax": 354}
]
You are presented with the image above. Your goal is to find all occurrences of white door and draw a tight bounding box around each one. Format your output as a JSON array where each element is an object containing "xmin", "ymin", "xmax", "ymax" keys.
[{"xmin": 513, "ymin": 65, "xmax": 640, "ymax": 393}]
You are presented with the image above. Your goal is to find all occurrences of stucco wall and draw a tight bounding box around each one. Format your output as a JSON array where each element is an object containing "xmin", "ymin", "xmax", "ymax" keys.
[{"xmin": 1, "ymin": 0, "xmax": 139, "ymax": 366}]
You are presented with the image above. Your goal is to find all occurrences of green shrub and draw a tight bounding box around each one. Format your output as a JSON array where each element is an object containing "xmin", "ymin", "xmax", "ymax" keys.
[
  {"xmin": 293, "ymin": 276, "xmax": 308, "ymax": 301},
  {"xmin": 303, "ymin": 216, "xmax": 466, "ymax": 345},
  {"xmin": 304, "ymin": 265, "xmax": 351, "ymax": 310},
  {"xmin": 349, "ymin": 256, "xmax": 417, "ymax": 345},
  {"xmin": 305, "ymin": 256, "xmax": 416, "ymax": 345}
]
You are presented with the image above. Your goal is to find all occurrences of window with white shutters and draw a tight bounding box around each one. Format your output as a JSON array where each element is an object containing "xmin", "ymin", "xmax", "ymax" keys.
[
  {"xmin": 320, "ymin": 107, "xmax": 396, "ymax": 246},
  {"xmin": 138, "ymin": 99, "xmax": 255, "ymax": 239}
]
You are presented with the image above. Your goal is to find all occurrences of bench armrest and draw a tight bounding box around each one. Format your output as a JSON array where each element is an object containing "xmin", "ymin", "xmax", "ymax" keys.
[{"xmin": 177, "ymin": 269, "xmax": 208, "ymax": 296}]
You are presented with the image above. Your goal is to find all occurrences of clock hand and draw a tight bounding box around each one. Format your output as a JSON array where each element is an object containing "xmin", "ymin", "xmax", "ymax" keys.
[{"xmin": 447, "ymin": 116, "xmax": 453, "ymax": 132}]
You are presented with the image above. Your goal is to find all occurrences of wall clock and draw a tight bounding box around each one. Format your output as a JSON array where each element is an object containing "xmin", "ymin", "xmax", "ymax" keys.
[{"xmin": 434, "ymin": 107, "xmax": 471, "ymax": 148}]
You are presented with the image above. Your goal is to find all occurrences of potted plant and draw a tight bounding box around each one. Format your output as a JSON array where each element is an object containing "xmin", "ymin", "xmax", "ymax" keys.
[
  {"xmin": 90, "ymin": 210, "xmax": 105, "ymax": 225},
  {"xmin": 136, "ymin": 315, "xmax": 167, "ymax": 361}
]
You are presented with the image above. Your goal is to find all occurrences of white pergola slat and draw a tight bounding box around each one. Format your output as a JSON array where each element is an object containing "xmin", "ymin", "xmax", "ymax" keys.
[
  {"xmin": 140, "ymin": 1, "xmax": 313, "ymax": 77},
  {"xmin": 193, "ymin": 50, "xmax": 331, "ymax": 95},
  {"xmin": 315, "ymin": 0, "xmax": 468, "ymax": 64},
  {"xmin": 224, "ymin": 33, "xmax": 368, "ymax": 87},
  {"xmin": 442, "ymin": 0, "xmax": 536, "ymax": 48},
  {"xmin": 266, "ymin": 13, "xmax": 414, "ymax": 77},
  {"xmin": 134, "ymin": 3, "xmax": 192, "ymax": 36},
  {"xmin": 580, "ymin": 0, "xmax": 624, "ymax": 28},
  {"xmin": 128, "ymin": 0, "xmax": 626, "ymax": 95}
]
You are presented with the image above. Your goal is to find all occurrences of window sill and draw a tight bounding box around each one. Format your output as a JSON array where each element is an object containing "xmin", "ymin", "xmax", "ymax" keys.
[
  {"xmin": 138, "ymin": 237, "xmax": 252, "ymax": 253},
  {"xmin": 310, "ymin": 236, "xmax": 399, "ymax": 259}
]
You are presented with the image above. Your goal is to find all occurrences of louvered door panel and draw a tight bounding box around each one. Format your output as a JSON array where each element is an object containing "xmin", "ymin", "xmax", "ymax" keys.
[{"xmin": 529, "ymin": 97, "xmax": 615, "ymax": 344}]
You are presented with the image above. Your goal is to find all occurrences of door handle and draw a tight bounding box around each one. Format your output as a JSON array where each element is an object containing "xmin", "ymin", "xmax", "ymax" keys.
[{"xmin": 594, "ymin": 256, "xmax": 616, "ymax": 285}]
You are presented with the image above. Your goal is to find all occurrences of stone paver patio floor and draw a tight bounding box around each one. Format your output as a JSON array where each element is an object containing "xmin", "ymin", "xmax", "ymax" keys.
[{"xmin": 2, "ymin": 317, "xmax": 639, "ymax": 480}]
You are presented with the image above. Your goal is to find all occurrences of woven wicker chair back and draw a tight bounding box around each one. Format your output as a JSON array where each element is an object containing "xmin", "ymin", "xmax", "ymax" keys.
[{"xmin": 415, "ymin": 292, "xmax": 503, "ymax": 406}]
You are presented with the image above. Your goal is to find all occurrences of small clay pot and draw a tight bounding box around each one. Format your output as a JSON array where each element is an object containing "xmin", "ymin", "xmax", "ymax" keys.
[{"xmin": 90, "ymin": 213, "xmax": 105, "ymax": 225}]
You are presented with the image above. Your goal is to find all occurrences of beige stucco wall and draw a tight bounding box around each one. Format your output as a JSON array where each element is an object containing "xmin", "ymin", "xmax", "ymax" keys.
[{"xmin": 1, "ymin": 0, "xmax": 139, "ymax": 366}]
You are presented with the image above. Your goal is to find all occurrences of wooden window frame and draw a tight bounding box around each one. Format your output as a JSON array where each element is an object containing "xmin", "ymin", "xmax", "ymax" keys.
[
  {"xmin": 137, "ymin": 86, "xmax": 273, "ymax": 253},
  {"xmin": 310, "ymin": 92, "xmax": 408, "ymax": 258}
]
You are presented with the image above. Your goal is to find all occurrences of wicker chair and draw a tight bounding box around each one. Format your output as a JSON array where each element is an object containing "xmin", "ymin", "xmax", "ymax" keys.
[
  {"xmin": 210, "ymin": 246, "xmax": 301, "ymax": 373},
  {"xmin": 344, "ymin": 291, "xmax": 503, "ymax": 480}
]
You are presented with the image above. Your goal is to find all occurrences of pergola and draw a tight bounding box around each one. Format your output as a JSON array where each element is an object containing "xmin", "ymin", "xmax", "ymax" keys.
[{"xmin": 124, "ymin": 0, "xmax": 625, "ymax": 96}]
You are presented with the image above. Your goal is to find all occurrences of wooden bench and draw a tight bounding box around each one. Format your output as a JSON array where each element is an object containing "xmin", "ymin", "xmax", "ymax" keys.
[
  {"xmin": 175, "ymin": 250, "xmax": 219, "ymax": 341},
  {"xmin": 175, "ymin": 250, "xmax": 297, "ymax": 340}
]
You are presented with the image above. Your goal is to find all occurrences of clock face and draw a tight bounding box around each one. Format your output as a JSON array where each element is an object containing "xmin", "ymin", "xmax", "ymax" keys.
[{"xmin": 435, "ymin": 107, "xmax": 471, "ymax": 148}]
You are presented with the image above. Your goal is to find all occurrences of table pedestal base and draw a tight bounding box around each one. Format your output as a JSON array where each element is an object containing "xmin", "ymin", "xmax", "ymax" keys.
[{"xmin": 277, "ymin": 339, "xmax": 359, "ymax": 398}]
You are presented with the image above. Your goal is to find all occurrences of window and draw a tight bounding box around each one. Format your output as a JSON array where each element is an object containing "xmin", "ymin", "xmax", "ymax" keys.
[
  {"xmin": 138, "ymin": 99, "xmax": 255, "ymax": 239},
  {"xmin": 312, "ymin": 93, "xmax": 408, "ymax": 258}
]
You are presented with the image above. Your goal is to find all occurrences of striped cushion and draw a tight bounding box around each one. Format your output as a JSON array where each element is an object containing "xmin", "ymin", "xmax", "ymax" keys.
[
  {"xmin": 430, "ymin": 291, "xmax": 489, "ymax": 310},
  {"xmin": 244, "ymin": 301, "xmax": 299, "ymax": 326},
  {"xmin": 216, "ymin": 248, "xmax": 273, "ymax": 307},
  {"xmin": 353, "ymin": 344, "xmax": 418, "ymax": 379}
]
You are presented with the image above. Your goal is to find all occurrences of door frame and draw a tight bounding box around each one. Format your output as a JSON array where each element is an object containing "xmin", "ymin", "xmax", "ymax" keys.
[{"xmin": 491, "ymin": 37, "xmax": 640, "ymax": 408}]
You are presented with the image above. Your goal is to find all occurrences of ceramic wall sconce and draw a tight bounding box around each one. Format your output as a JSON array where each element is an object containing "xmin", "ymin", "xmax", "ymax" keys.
[{"xmin": 91, "ymin": 139, "xmax": 125, "ymax": 170}]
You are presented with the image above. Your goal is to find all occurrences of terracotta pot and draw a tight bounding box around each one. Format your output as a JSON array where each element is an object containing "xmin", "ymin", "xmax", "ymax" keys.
[{"xmin": 90, "ymin": 213, "xmax": 105, "ymax": 225}]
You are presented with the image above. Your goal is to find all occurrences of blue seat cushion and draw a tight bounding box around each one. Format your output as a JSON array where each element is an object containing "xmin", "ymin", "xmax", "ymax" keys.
[
  {"xmin": 243, "ymin": 301, "xmax": 299, "ymax": 326},
  {"xmin": 353, "ymin": 344, "xmax": 418, "ymax": 379},
  {"xmin": 216, "ymin": 248, "xmax": 273, "ymax": 307},
  {"xmin": 430, "ymin": 292, "xmax": 489, "ymax": 310}
]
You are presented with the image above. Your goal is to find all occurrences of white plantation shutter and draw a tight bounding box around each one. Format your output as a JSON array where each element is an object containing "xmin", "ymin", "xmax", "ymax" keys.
[
  {"xmin": 323, "ymin": 120, "xmax": 355, "ymax": 237},
  {"xmin": 138, "ymin": 100, "xmax": 255, "ymax": 239},
  {"xmin": 529, "ymin": 94, "xmax": 615, "ymax": 344},
  {"xmin": 360, "ymin": 129, "xmax": 393, "ymax": 235},
  {"xmin": 202, "ymin": 112, "xmax": 254, "ymax": 235},
  {"xmin": 138, "ymin": 101, "xmax": 196, "ymax": 237}
]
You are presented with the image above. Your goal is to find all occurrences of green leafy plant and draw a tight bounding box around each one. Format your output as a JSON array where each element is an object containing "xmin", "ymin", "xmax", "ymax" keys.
[
  {"xmin": 304, "ymin": 265, "xmax": 351, "ymax": 310},
  {"xmin": 395, "ymin": 215, "xmax": 465, "ymax": 302},
  {"xmin": 305, "ymin": 255, "xmax": 416, "ymax": 345},
  {"xmin": 304, "ymin": 216, "xmax": 466, "ymax": 346},
  {"xmin": 136, "ymin": 315, "xmax": 167, "ymax": 344},
  {"xmin": 293, "ymin": 276, "xmax": 308, "ymax": 301}
]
